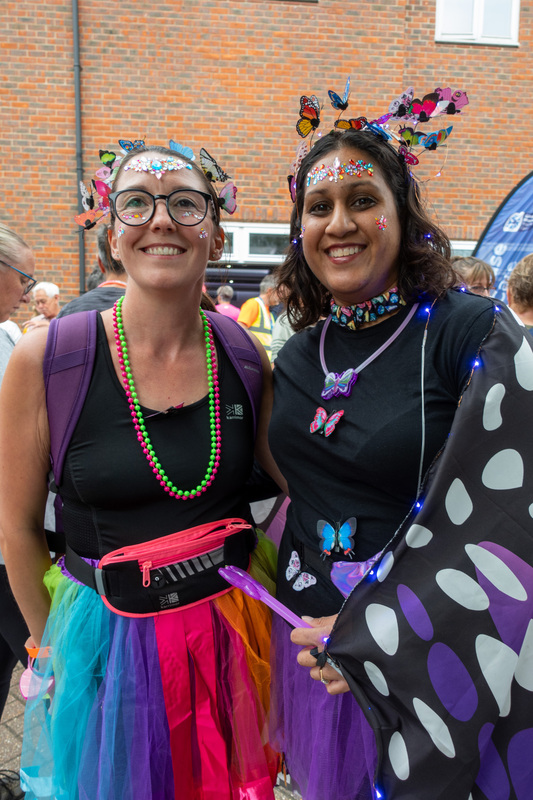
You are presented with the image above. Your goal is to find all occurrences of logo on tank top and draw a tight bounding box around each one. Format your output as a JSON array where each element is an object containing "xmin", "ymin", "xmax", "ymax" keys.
[{"xmin": 225, "ymin": 403, "xmax": 244, "ymax": 420}]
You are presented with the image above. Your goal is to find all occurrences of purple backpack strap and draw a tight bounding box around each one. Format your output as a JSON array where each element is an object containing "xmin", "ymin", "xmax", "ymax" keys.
[
  {"xmin": 43, "ymin": 310, "xmax": 98, "ymax": 484},
  {"xmin": 206, "ymin": 311, "xmax": 263, "ymax": 433}
]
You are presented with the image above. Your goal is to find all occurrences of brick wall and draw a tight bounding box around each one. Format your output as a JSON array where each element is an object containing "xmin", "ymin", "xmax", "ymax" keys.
[{"xmin": 2, "ymin": 0, "xmax": 531, "ymax": 321}]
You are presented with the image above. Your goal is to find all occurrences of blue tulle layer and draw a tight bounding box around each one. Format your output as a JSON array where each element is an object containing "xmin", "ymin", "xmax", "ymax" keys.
[{"xmin": 20, "ymin": 571, "xmax": 174, "ymax": 800}]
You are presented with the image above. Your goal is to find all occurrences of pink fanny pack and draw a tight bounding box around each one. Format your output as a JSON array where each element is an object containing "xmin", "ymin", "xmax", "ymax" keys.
[{"xmin": 64, "ymin": 518, "xmax": 256, "ymax": 617}]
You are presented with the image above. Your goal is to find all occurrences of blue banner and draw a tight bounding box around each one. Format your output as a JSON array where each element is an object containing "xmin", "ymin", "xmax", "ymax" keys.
[{"xmin": 474, "ymin": 171, "xmax": 533, "ymax": 301}]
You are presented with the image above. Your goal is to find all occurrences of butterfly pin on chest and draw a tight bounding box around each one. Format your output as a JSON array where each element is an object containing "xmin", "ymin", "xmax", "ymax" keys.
[{"xmin": 310, "ymin": 305, "xmax": 419, "ymax": 438}]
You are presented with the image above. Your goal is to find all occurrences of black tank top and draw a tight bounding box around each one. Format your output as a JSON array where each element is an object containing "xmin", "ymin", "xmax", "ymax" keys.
[{"xmin": 60, "ymin": 315, "xmax": 254, "ymax": 557}]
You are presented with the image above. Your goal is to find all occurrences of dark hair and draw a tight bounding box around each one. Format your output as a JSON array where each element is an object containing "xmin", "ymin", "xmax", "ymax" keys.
[
  {"xmin": 276, "ymin": 129, "xmax": 454, "ymax": 330},
  {"xmin": 97, "ymin": 224, "xmax": 125, "ymax": 276},
  {"xmin": 110, "ymin": 145, "xmax": 221, "ymax": 227}
]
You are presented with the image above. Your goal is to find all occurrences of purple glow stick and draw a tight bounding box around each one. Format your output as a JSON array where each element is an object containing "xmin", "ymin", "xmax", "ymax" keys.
[{"xmin": 218, "ymin": 565, "xmax": 311, "ymax": 628}]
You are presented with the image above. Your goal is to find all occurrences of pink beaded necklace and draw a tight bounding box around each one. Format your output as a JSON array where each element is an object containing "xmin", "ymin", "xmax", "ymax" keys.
[{"xmin": 112, "ymin": 297, "xmax": 221, "ymax": 499}]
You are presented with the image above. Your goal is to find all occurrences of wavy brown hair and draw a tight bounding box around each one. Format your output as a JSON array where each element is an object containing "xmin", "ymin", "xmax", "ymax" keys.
[{"xmin": 276, "ymin": 129, "xmax": 455, "ymax": 330}]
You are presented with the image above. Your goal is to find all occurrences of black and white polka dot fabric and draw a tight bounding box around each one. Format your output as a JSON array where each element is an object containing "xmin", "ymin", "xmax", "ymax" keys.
[{"xmin": 329, "ymin": 307, "xmax": 533, "ymax": 800}]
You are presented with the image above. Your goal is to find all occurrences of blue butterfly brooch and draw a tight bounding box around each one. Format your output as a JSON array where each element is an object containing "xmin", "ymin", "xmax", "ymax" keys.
[{"xmin": 317, "ymin": 517, "xmax": 357, "ymax": 558}]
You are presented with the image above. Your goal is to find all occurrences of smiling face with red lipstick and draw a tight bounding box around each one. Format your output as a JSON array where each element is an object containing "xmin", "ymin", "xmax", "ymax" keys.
[{"xmin": 300, "ymin": 145, "xmax": 401, "ymax": 307}]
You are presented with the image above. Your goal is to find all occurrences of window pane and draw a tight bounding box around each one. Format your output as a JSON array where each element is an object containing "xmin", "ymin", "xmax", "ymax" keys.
[
  {"xmin": 249, "ymin": 233, "xmax": 287, "ymax": 256},
  {"xmin": 222, "ymin": 232, "xmax": 234, "ymax": 252},
  {"xmin": 483, "ymin": 0, "xmax": 512, "ymax": 38},
  {"xmin": 439, "ymin": 0, "xmax": 474, "ymax": 35}
]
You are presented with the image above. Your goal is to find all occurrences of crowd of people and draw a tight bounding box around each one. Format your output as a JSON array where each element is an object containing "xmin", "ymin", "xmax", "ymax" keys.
[{"xmin": 0, "ymin": 125, "xmax": 532, "ymax": 800}]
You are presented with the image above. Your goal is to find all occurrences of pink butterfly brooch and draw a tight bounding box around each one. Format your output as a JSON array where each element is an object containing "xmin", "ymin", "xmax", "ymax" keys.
[{"xmin": 310, "ymin": 407, "xmax": 344, "ymax": 437}]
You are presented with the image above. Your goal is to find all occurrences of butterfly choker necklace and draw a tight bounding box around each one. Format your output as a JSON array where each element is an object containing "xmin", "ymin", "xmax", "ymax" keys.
[
  {"xmin": 310, "ymin": 302, "xmax": 419, "ymax": 437},
  {"xmin": 330, "ymin": 288, "xmax": 406, "ymax": 331}
]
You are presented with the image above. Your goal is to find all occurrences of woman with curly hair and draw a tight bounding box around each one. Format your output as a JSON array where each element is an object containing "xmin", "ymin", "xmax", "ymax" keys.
[{"xmin": 268, "ymin": 128, "xmax": 531, "ymax": 799}]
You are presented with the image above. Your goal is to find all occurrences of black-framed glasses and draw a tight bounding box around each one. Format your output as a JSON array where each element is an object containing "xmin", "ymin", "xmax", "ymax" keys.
[
  {"xmin": 109, "ymin": 189, "xmax": 213, "ymax": 227},
  {"xmin": 0, "ymin": 259, "xmax": 36, "ymax": 295}
]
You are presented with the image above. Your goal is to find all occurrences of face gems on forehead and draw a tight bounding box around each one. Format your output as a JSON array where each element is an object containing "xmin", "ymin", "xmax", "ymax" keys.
[
  {"xmin": 306, "ymin": 156, "xmax": 374, "ymax": 187},
  {"xmin": 123, "ymin": 156, "xmax": 194, "ymax": 180}
]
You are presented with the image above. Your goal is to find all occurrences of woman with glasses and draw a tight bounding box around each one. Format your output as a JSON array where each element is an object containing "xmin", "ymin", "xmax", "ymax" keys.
[
  {"xmin": 0, "ymin": 223, "xmax": 34, "ymax": 729},
  {"xmin": 0, "ymin": 146, "xmax": 284, "ymax": 800},
  {"xmin": 451, "ymin": 255, "xmax": 496, "ymax": 296}
]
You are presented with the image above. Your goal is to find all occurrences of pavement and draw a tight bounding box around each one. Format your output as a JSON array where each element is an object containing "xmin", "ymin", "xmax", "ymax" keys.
[{"xmin": 0, "ymin": 663, "xmax": 24, "ymax": 773}]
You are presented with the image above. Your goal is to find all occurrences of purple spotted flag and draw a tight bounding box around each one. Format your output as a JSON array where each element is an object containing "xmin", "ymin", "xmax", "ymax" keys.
[{"xmin": 328, "ymin": 308, "xmax": 533, "ymax": 800}]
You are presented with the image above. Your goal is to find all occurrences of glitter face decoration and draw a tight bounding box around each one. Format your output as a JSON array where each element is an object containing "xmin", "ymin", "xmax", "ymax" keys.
[
  {"xmin": 375, "ymin": 216, "xmax": 387, "ymax": 230},
  {"xmin": 307, "ymin": 156, "xmax": 374, "ymax": 186},
  {"xmin": 118, "ymin": 226, "xmax": 125, "ymax": 237},
  {"xmin": 123, "ymin": 156, "xmax": 194, "ymax": 180},
  {"xmin": 199, "ymin": 228, "xmax": 208, "ymax": 239},
  {"xmin": 121, "ymin": 213, "xmax": 147, "ymax": 222}
]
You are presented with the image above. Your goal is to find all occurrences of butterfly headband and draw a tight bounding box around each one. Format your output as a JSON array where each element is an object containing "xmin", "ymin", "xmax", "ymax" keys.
[
  {"xmin": 287, "ymin": 80, "xmax": 469, "ymax": 200},
  {"xmin": 75, "ymin": 139, "xmax": 238, "ymax": 229}
]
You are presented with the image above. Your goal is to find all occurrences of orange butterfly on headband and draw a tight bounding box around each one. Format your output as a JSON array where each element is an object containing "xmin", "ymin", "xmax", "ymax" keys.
[
  {"xmin": 296, "ymin": 95, "xmax": 321, "ymax": 138},
  {"xmin": 334, "ymin": 116, "xmax": 368, "ymax": 131}
]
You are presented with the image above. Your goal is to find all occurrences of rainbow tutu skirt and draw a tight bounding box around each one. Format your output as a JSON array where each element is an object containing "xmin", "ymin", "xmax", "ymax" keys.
[{"xmin": 20, "ymin": 541, "xmax": 278, "ymax": 800}]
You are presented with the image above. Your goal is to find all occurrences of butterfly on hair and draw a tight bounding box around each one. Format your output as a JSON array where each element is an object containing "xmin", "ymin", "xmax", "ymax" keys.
[
  {"xmin": 286, "ymin": 551, "xmax": 317, "ymax": 591},
  {"xmin": 75, "ymin": 178, "xmax": 111, "ymax": 229},
  {"xmin": 310, "ymin": 407, "xmax": 344, "ymax": 437},
  {"xmin": 399, "ymin": 125, "xmax": 452, "ymax": 151},
  {"xmin": 287, "ymin": 140, "xmax": 310, "ymax": 202},
  {"xmin": 296, "ymin": 95, "xmax": 321, "ymax": 138},
  {"xmin": 95, "ymin": 150, "xmax": 118, "ymax": 181},
  {"xmin": 388, "ymin": 86, "xmax": 415, "ymax": 120},
  {"xmin": 434, "ymin": 87, "xmax": 469, "ymax": 114},
  {"xmin": 328, "ymin": 76, "xmax": 350, "ymax": 111},
  {"xmin": 398, "ymin": 145, "xmax": 419, "ymax": 166},
  {"xmin": 218, "ymin": 182, "xmax": 238, "ymax": 214},
  {"xmin": 317, "ymin": 517, "xmax": 357, "ymax": 558},
  {"xmin": 118, "ymin": 138, "xmax": 146, "ymax": 152},
  {"xmin": 169, "ymin": 140, "xmax": 195, "ymax": 160},
  {"xmin": 199, "ymin": 148, "xmax": 231, "ymax": 183}
]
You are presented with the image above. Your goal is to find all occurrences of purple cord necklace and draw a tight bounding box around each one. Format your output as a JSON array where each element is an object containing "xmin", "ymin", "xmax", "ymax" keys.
[{"xmin": 319, "ymin": 302, "xmax": 419, "ymax": 400}]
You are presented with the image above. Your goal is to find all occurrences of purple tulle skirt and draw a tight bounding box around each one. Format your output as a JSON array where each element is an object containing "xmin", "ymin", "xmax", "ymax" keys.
[{"xmin": 270, "ymin": 615, "xmax": 377, "ymax": 800}]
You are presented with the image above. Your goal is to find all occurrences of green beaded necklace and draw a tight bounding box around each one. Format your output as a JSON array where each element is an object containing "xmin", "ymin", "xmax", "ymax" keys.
[{"xmin": 112, "ymin": 296, "xmax": 222, "ymax": 499}]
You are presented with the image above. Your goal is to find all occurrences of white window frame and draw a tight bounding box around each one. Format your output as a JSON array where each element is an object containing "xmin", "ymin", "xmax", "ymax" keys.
[
  {"xmin": 221, "ymin": 223, "xmax": 290, "ymax": 265},
  {"xmin": 435, "ymin": 0, "xmax": 520, "ymax": 46},
  {"xmin": 220, "ymin": 224, "xmax": 477, "ymax": 265}
]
